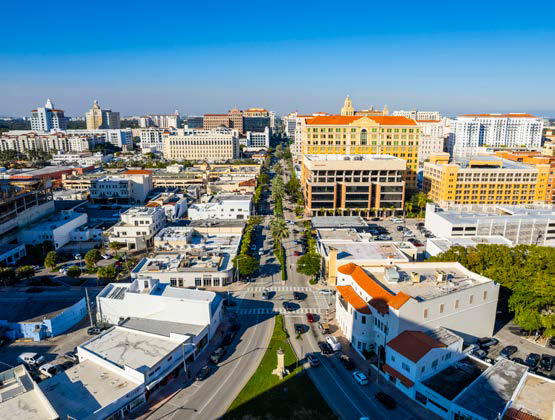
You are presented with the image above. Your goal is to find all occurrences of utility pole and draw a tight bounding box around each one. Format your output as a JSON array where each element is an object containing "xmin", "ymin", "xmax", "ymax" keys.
[{"xmin": 85, "ymin": 288, "xmax": 94, "ymax": 327}]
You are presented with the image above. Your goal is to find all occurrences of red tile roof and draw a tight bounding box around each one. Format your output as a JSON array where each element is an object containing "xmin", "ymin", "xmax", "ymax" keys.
[
  {"xmin": 145, "ymin": 202, "xmax": 160, "ymax": 207},
  {"xmin": 337, "ymin": 263, "xmax": 411, "ymax": 313},
  {"xmin": 387, "ymin": 331, "xmax": 446, "ymax": 363},
  {"xmin": 336, "ymin": 285, "xmax": 371, "ymax": 314},
  {"xmin": 306, "ymin": 115, "xmax": 417, "ymax": 126},
  {"xmin": 382, "ymin": 364, "xmax": 414, "ymax": 387},
  {"xmin": 123, "ymin": 170, "xmax": 152, "ymax": 175},
  {"xmin": 239, "ymin": 178, "xmax": 257, "ymax": 187},
  {"xmin": 503, "ymin": 408, "xmax": 542, "ymax": 420}
]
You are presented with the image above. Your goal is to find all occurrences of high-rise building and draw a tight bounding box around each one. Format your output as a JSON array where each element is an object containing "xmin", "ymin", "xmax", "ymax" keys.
[
  {"xmin": 302, "ymin": 115, "xmax": 420, "ymax": 189},
  {"xmin": 340, "ymin": 95, "xmax": 389, "ymax": 117},
  {"xmin": 203, "ymin": 109, "xmax": 244, "ymax": 134},
  {"xmin": 423, "ymin": 153, "xmax": 551, "ymax": 207},
  {"xmin": 393, "ymin": 110, "xmax": 441, "ymax": 121},
  {"xmin": 162, "ymin": 127, "xmax": 240, "ymax": 161},
  {"xmin": 301, "ymin": 154, "xmax": 406, "ymax": 216},
  {"xmin": 31, "ymin": 99, "xmax": 67, "ymax": 132},
  {"xmin": 246, "ymin": 127, "xmax": 270, "ymax": 148},
  {"xmin": 450, "ymin": 113, "xmax": 543, "ymax": 160},
  {"xmin": 139, "ymin": 128, "xmax": 166, "ymax": 153},
  {"xmin": 139, "ymin": 112, "xmax": 180, "ymax": 129},
  {"xmin": 416, "ymin": 119, "xmax": 450, "ymax": 163},
  {"xmin": 86, "ymin": 100, "xmax": 121, "ymax": 130}
]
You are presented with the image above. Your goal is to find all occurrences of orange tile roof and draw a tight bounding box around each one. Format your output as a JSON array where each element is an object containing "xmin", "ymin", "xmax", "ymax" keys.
[
  {"xmin": 306, "ymin": 115, "xmax": 416, "ymax": 126},
  {"xmin": 460, "ymin": 113, "xmax": 537, "ymax": 118},
  {"xmin": 336, "ymin": 285, "xmax": 371, "ymax": 314},
  {"xmin": 337, "ymin": 263, "xmax": 411, "ymax": 312},
  {"xmin": 382, "ymin": 364, "xmax": 414, "ymax": 387},
  {"xmin": 239, "ymin": 178, "xmax": 257, "ymax": 187},
  {"xmin": 387, "ymin": 331, "xmax": 446, "ymax": 363},
  {"xmin": 503, "ymin": 408, "xmax": 542, "ymax": 420},
  {"xmin": 145, "ymin": 202, "xmax": 160, "ymax": 207},
  {"xmin": 123, "ymin": 169, "xmax": 153, "ymax": 175}
]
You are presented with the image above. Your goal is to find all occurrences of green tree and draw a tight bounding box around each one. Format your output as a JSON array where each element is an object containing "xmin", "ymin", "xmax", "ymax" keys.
[
  {"xmin": 16, "ymin": 265, "xmax": 35, "ymax": 279},
  {"xmin": 109, "ymin": 242, "xmax": 126, "ymax": 251},
  {"xmin": 44, "ymin": 251, "xmax": 58, "ymax": 270},
  {"xmin": 66, "ymin": 266, "xmax": 81, "ymax": 278},
  {"xmin": 97, "ymin": 265, "xmax": 117, "ymax": 283},
  {"xmin": 85, "ymin": 249, "xmax": 102, "ymax": 271},
  {"xmin": 234, "ymin": 255, "xmax": 259, "ymax": 277},
  {"xmin": 270, "ymin": 217, "xmax": 290, "ymax": 243},
  {"xmin": 296, "ymin": 253, "xmax": 322, "ymax": 278}
]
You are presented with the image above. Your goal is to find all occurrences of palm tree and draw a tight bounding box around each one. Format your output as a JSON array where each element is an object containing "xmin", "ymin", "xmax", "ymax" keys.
[
  {"xmin": 405, "ymin": 201, "xmax": 413, "ymax": 216},
  {"xmin": 390, "ymin": 205, "xmax": 396, "ymax": 217},
  {"xmin": 270, "ymin": 217, "xmax": 290, "ymax": 243},
  {"xmin": 417, "ymin": 192, "xmax": 428, "ymax": 212}
]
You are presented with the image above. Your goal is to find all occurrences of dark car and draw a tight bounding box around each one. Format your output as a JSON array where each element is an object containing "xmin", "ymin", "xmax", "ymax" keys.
[
  {"xmin": 375, "ymin": 392, "xmax": 396, "ymax": 409},
  {"xmin": 195, "ymin": 365, "xmax": 211, "ymax": 381},
  {"xmin": 371, "ymin": 217, "xmax": 381, "ymax": 221},
  {"xmin": 223, "ymin": 332, "xmax": 236, "ymax": 346},
  {"xmin": 500, "ymin": 345, "xmax": 518, "ymax": 358},
  {"xmin": 318, "ymin": 341, "xmax": 332, "ymax": 355},
  {"xmin": 293, "ymin": 291, "xmax": 305, "ymax": 300},
  {"xmin": 283, "ymin": 302, "xmax": 294, "ymax": 312},
  {"xmin": 540, "ymin": 354, "xmax": 553, "ymax": 372},
  {"xmin": 87, "ymin": 327, "xmax": 102, "ymax": 335},
  {"xmin": 210, "ymin": 347, "xmax": 225, "ymax": 364},
  {"xmin": 526, "ymin": 353, "xmax": 541, "ymax": 368},
  {"xmin": 294, "ymin": 251, "xmax": 301, "ymax": 256},
  {"xmin": 512, "ymin": 357, "xmax": 525, "ymax": 365},
  {"xmin": 340, "ymin": 355, "xmax": 355, "ymax": 370},
  {"xmin": 306, "ymin": 313, "xmax": 315, "ymax": 323},
  {"xmin": 396, "ymin": 226, "xmax": 404, "ymax": 232},
  {"xmin": 477, "ymin": 337, "xmax": 499, "ymax": 349},
  {"xmin": 548, "ymin": 337, "xmax": 555, "ymax": 349},
  {"xmin": 473, "ymin": 348, "xmax": 487, "ymax": 360},
  {"xmin": 294, "ymin": 324, "xmax": 304, "ymax": 335},
  {"xmin": 64, "ymin": 351, "xmax": 79, "ymax": 363},
  {"xmin": 60, "ymin": 361, "xmax": 74, "ymax": 370},
  {"xmin": 0, "ymin": 336, "xmax": 9, "ymax": 347},
  {"xmin": 307, "ymin": 353, "xmax": 320, "ymax": 367}
]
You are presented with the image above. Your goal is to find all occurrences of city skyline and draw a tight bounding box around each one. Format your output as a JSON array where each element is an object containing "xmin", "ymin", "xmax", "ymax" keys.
[{"xmin": 1, "ymin": 0, "xmax": 555, "ymax": 117}]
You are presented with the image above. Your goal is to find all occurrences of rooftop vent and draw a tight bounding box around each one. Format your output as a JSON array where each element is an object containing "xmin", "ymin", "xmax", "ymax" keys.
[
  {"xmin": 436, "ymin": 270, "xmax": 447, "ymax": 283},
  {"xmin": 410, "ymin": 272, "xmax": 422, "ymax": 283},
  {"xmin": 384, "ymin": 267, "xmax": 400, "ymax": 284}
]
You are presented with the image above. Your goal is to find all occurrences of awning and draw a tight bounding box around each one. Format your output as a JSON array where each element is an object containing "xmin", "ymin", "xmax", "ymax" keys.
[{"xmin": 382, "ymin": 363, "xmax": 414, "ymax": 388}]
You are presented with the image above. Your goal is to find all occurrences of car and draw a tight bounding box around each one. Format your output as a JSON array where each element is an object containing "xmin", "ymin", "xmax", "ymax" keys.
[
  {"xmin": 477, "ymin": 337, "xmax": 499, "ymax": 349},
  {"xmin": 101, "ymin": 254, "xmax": 111, "ymax": 260},
  {"xmin": 195, "ymin": 365, "xmax": 211, "ymax": 381},
  {"xmin": 319, "ymin": 289, "xmax": 334, "ymax": 295},
  {"xmin": 396, "ymin": 225, "xmax": 404, "ymax": 231},
  {"xmin": 326, "ymin": 335, "xmax": 342, "ymax": 352},
  {"xmin": 259, "ymin": 250, "xmax": 264, "ymax": 256},
  {"xmin": 87, "ymin": 327, "xmax": 102, "ymax": 335},
  {"xmin": 262, "ymin": 289, "xmax": 271, "ymax": 300},
  {"xmin": 473, "ymin": 348, "xmax": 487, "ymax": 359},
  {"xmin": 424, "ymin": 233, "xmax": 434, "ymax": 238},
  {"xmin": 548, "ymin": 337, "xmax": 555, "ymax": 349},
  {"xmin": 18, "ymin": 352, "xmax": 45, "ymax": 366},
  {"xmin": 375, "ymin": 392, "xmax": 396, "ymax": 409},
  {"xmin": 340, "ymin": 355, "xmax": 355, "ymax": 370},
  {"xmin": 391, "ymin": 218, "xmax": 404, "ymax": 223},
  {"xmin": 306, "ymin": 353, "xmax": 320, "ymax": 367},
  {"xmin": 39, "ymin": 363, "xmax": 59, "ymax": 378},
  {"xmin": 512, "ymin": 357, "xmax": 525, "ymax": 365},
  {"xmin": 417, "ymin": 222, "xmax": 424, "ymax": 227},
  {"xmin": 223, "ymin": 332, "xmax": 236, "ymax": 346},
  {"xmin": 318, "ymin": 341, "xmax": 332, "ymax": 355},
  {"xmin": 282, "ymin": 302, "xmax": 294, "ymax": 312},
  {"xmin": 352, "ymin": 370, "xmax": 368, "ymax": 385},
  {"xmin": 540, "ymin": 354, "xmax": 553, "ymax": 372},
  {"xmin": 293, "ymin": 291, "xmax": 303, "ymax": 300},
  {"xmin": 60, "ymin": 361, "xmax": 74, "ymax": 371},
  {"xmin": 526, "ymin": 353, "xmax": 541, "ymax": 368},
  {"xmin": 74, "ymin": 254, "xmax": 82, "ymax": 260},
  {"xmin": 33, "ymin": 265, "xmax": 42, "ymax": 271},
  {"xmin": 294, "ymin": 251, "xmax": 301, "ymax": 256},
  {"xmin": 210, "ymin": 347, "xmax": 225, "ymax": 364},
  {"xmin": 318, "ymin": 322, "xmax": 330, "ymax": 334},
  {"xmin": 250, "ymin": 244, "xmax": 257, "ymax": 251},
  {"xmin": 64, "ymin": 351, "xmax": 79, "ymax": 363},
  {"xmin": 371, "ymin": 217, "xmax": 381, "ymax": 221},
  {"xmin": 306, "ymin": 313, "xmax": 315, "ymax": 323},
  {"xmin": 403, "ymin": 230, "xmax": 414, "ymax": 237},
  {"xmin": 295, "ymin": 324, "xmax": 304, "ymax": 335},
  {"xmin": 500, "ymin": 345, "xmax": 518, "ymax": 358}
]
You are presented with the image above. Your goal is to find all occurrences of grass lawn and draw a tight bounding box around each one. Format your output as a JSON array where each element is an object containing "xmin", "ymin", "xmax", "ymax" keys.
[{"xmin": 225, "ymin": 315, "xmax": 336, "ymax": 420}]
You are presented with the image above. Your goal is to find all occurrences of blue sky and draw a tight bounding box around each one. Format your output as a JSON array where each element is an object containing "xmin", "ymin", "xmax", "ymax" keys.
[{"xmin": 1, "ymin": 0, "xmax": 554, "ymax": 117}]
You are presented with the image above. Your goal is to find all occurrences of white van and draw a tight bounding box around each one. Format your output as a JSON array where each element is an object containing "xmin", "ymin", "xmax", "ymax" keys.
[
  {"xmin": 17, "ymin": 352, "xmax": 45, "ymax": 366},
  {"xmin": 325, "ymin": 336, "xmax": 342, "ymax": 352}
]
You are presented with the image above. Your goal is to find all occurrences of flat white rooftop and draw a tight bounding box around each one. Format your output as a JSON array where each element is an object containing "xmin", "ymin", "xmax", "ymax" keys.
[
  {"xmin": 81, "ymin": 327, "xmax": 182, "ymax": 371},
  {"xmin": 433, "ymin": 205, "xmax": 555, "ymax": 225},
  {"xmin": 39, "ymin": 359, "xmax": 141, "ymax": 420},
  {"xmin": 428, "ymin": 236, "xmax": 513, "ymax": 253},
  {"xmin": 323, "ymin": 241, "xmax": 409, "ymax": 263}
]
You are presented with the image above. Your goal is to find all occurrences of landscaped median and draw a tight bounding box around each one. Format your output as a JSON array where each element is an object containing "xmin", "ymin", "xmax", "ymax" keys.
[{"xmin": 225, "ymin": 314, "xmax": 336, "ymax": 419}]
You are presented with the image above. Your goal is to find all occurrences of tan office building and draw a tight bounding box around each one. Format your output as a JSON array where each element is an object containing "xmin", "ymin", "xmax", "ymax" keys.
[
  {"xmin": 302, "ymin": 154, "xmax": 406, "ymax": 216},
  {"xmin": 86, "ymin": 100, "xmax": 121, "ymax": 130},
  {"xmin": 203, "ymin": 109, "xmax": 244, "ymax": 134},
  {"xmin": 162, "ymin": 128, "xmax": 240, "ymax": 162}
]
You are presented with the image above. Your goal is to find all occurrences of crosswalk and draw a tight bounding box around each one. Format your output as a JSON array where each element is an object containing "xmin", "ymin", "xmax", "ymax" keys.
[
  {"xmin": 230, "ymin": 307, "xmax": 327, "ymax": 315},
  {"xmin": 245, "ymin": 286, "xmax": 312, "ymax": 292}
]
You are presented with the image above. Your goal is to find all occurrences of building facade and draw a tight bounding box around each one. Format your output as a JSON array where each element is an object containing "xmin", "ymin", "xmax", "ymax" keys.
[
  {"xmin": 162, "ymin": 127, "xmax": 240, "ymax": 161},
  {"xmin": 302, "ymin": 115, "xmax": 420, "ymax": 189},
  {"xmin": 139, "ymin": 112, "xmax": 180, "ymax": 129},
  {"xmin": 139, "ymin": 128, "xmax": 166, "ymax": 152},
  {"xmin": 393, "ymin": 110, "xmax": 441, "ymax": 121},
  {"xmin": 416, "ymin": 120, "xmax": 448, "ymax": 163},
  {"xmin": 104, "ymin": 206, "xmax": 166, "ymax": 250},
  {"xmin": 246, "ymin": 127, "xmax": 270, "ymax": 148},
  {"xmin": 90, "ymin": 169, "xmax": 153, "ymax": 204},
  {"xmin": 302, "ymin": 154, "xmax": 406, "ymax": 216},
  {"xmin": 340, "ymin": 95, "xmax": 389, "ymax": 117},
  {"xmin": 0, "ymin": 131, "xmax": 95, "ymax": 154},
  {"xmin": 85, "ymin": 100, "xmax": 121, "ymax": 130},
  {"xmin": 188, "ymin": 194, "xmax": 252, "ymax": 220},
  {"xmin": 451, "ymin": 114, "xmax": 543, "ymax": 160},
  {"xmin": 31, "ymin": 98, "xmax": 67, "ymax": 132},
  {"xmin": 67, "ymin": 128, "xmax": 132, "ymax": 149},
  {"xmin": 423, "ymin": 154, "xmax": 551, "ymax": 207},
  {"xmin": 203, "ymin": 109, "xmax": 244, "ymax": 134}
]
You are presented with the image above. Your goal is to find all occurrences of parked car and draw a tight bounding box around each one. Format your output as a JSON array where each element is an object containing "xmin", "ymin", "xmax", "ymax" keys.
[
  {"xmin": 195, "ymin": 365, "xmax": 211, "ymax": 381},
  {"xmin": 325, "ymin": 336, "xmax": 341, "ymax": 352},
  {"xmin": 250, "ymin": 244, "xmax": 257, "ymax": 251},
  {"xmin": 548, "ymin": 337, "xmax": 555, "ymax": 349},
  {"xmin": 512, "ymin": 357, "xmax": 525, "ymax": 365},
  {"xmin": 60, "ymin": 361, "xmax": 74, "ymax": 371},
  {"xmin": 74, "ymin": 254, "xmax": 82, "ymax": 260},
  {"xmin": 295, "ymin": 324, "xmax": 304, "ymax": 335},
  {"xmin": 371, "ymin": 217, "xmax": 381, "ymax": 221},
  {"xmin": 223, "ymin": 332, "xmax": 236, "ymax": 346},
  {"xmin": 306, "ymin": 313, "xmax": 315, "ymax": 323},
  {"xmin": 282, "ymin": 302, "xmax": 294, "ymax": 312},
  {"xmin": 391, "ymin": 218, "xmax": 404, "ymax": 223},
  {"xmin": 307, "ymin": 353, "xmax": 320, "ymax": 367},
  {"xmin": 18, "ymin": 352, "xmax": 45, "ymax": 366},
  {"xmin": 403, "ymin": 230, "xmax": 414, "ymax": 237},
  {"xmin": 396, "ymin": 225, "xmax": 404, "ymax": 232},
  {"xmin": 477, "ymin": 337, "xmax": 499, "ymax": 349},
  {"xmin": 39, "ymin": 363, "xmax": 59, "ymax": 378},
  {"xmin": 340, "ymin": 355, "xmax": 355, "ymax": 370},
  {"xmin": 526, "ymin": 353, "xmax": 541, "ymax": 369},
  {"xmin": 318, "ymin": 322, "xmax": 330, "ymax": 334},
  {"xmin": 294, "ymin": 251, "xmax": 301, "ymax": 256},
  {"xmin": 318, "ymin": 341, "xmax": 332, "ymax": 355},
  {"xmin": 210, "ymin": 347, "xmax": 225, "ymax": 364},
  {"xmin": 352, "ymin": 370, "xmax": 368, "ymax": 385},
  {"xmin": 375, "ymin": 392, "xmax": 396, "ymax": 409},
  {"xmin": 500, "ymin": 345, "xmax": 518, "ymax": 358},
  {"xmin": 262, "ymin": 289, "xmax": 271, "ymax": 300},
  {"xmin": 319, "ymin": 289, "xmax": 334, "ymax": 295},
  {"xmin": 540, "ymin": 354, "xmax": 553, "ymax": 372},
  {"xmin": 64, "ymin": 351, "xmax": 79, "ymax": 363},
  {"xmin": 87, "ymin": 327, "xmax": 102, "ymax": 335},
  {"xmin": 473, "ymin": 348, "xmax": 487, "ymax": 360}
]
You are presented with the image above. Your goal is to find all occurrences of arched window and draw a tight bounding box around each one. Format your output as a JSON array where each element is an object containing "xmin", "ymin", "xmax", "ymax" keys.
[{"xmin": 360, "ymin": 129, "xmax": 368, "ymax": 145}]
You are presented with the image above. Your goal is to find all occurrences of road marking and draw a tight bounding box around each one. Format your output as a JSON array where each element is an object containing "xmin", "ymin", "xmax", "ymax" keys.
[
  {"xmin": 231, "ymin": 308, "xmax": 326, "ymax": 315},
  {"xmin": 245, "ymin": 286, "xmax": 311, "ymax": 292}
]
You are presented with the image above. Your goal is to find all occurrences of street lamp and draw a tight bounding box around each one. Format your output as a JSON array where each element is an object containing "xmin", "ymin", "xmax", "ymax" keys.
[{"xmin": 182, "ymin": 342, "xmax": 197, "ymax": 380}]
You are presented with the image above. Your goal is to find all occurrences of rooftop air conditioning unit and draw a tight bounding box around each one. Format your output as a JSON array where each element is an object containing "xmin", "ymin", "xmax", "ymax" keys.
[
  {"xmin": 436, "ymin": 270, "xmax": 447, "ymax": 282},
  {"xmin": 384, "ymin": 267, "xmax": 400, "ymax": 283},
  {"xmin": 410, "ymin": 272, "xmax": 421, "ymax": 283}
]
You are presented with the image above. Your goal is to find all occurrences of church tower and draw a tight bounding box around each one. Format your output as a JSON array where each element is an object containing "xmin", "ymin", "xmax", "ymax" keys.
[{"xmin": 341, "ymin": 95, "xmax": 355, "ymax": 116}]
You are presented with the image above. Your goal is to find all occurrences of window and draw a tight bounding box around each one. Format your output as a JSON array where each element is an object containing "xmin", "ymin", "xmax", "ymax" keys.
[
  {"xmin": 195, "ymin": 278, "xmax": 202, "ymax": 287},
  {"xmin": 415, "ymin": 391, "xmax": 428, "ymax": 405},
  {"xmin": 455, "ymin": 299, "xmax": 459, "ymax": 309},
  {"xmin": 424, "ymin": 309, "xmax": 428, "ymax": 318},
  {"xmin": 170, "ymin": 279, "xmax": 177, "ymax": 287},
  {"xmin": 445, "ymin": 352, "xmax": 452, "ymax": 360},
  {"xmin": 401, "ymin": 362, "xmax": 411, "ymax": 372},
  {"xmin": 439, "ymin": 304, "xmax": 444, "ymax": 314},
  {"xmin": 483, "ymin": 291, "xmax": 487, "ymax": 300},
  {"xmin": 421, "ymin": 366, "xmax": 425, "ymax": 373},
  {"xmin": 469, "ymin": 295, "xmax": 474, "ymax": 304},
  {"xmin": 432, "ymin": 359, "xmax": 438, "ymax": 369},
  {"xmin": 391, "ymin": 355, "xmax": 396, "ymax": 362},
  {"xmin": 361, "ymin": 316, "xmax": 366, "ymax": 324},
  {"xmin": 354, "ymin": 312, "xmax": 357, "ymax": 320},
  {"xmin": 178, "ymin": 279, "xmax": 183, "ymax": 288}
]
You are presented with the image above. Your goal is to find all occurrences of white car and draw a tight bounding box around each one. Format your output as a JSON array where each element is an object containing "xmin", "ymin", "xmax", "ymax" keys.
[
  {"xmin": 352, "ymin": 370, "xmax": 368, "ymax": 385},
  {"xmin": 319, "ymin": 289, "xmax": 334, "ymax": 295},
  {"xmin": 391, "ymin": 217, "xmax": 404, "ymax": 223},
  {"xmin": 39, "ymin": 363, "xmax": 59, "ymax": 378},
  {"xmin": 403, "ymin": 230, "xmax": 414, "ymax": 237},
  {"xmin": 101, "ymin": 254, "xmax": 111, "ymax": 260},
  {"xmin": 325, "ymin": 335, "xmax": 342, "ymax": 352},
  {"xmin": 18, "ymin": 352, "xmax": 45, "ymax": 366}
]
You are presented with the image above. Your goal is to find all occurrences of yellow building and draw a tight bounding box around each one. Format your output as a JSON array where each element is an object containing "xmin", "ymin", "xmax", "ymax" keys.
[
  {"xmin": 423, "ymin": 153, "xmax": 550, "ymax": 207},
  {"xmin": 86, "ymin": 100, "xmax": 104, "ymax": 130},
  {"xmin": 340, "ymin": 96, "xmax": 389, "ymax": 116},
  {"xmin": 302, "ymin": 114, "xmax": 420, "ymax": 189}
]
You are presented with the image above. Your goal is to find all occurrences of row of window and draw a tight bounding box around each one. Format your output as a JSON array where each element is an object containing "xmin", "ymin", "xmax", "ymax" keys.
[{"xmin": 423, "ymin": 291, "xmax": 488, "ymax": 318}]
